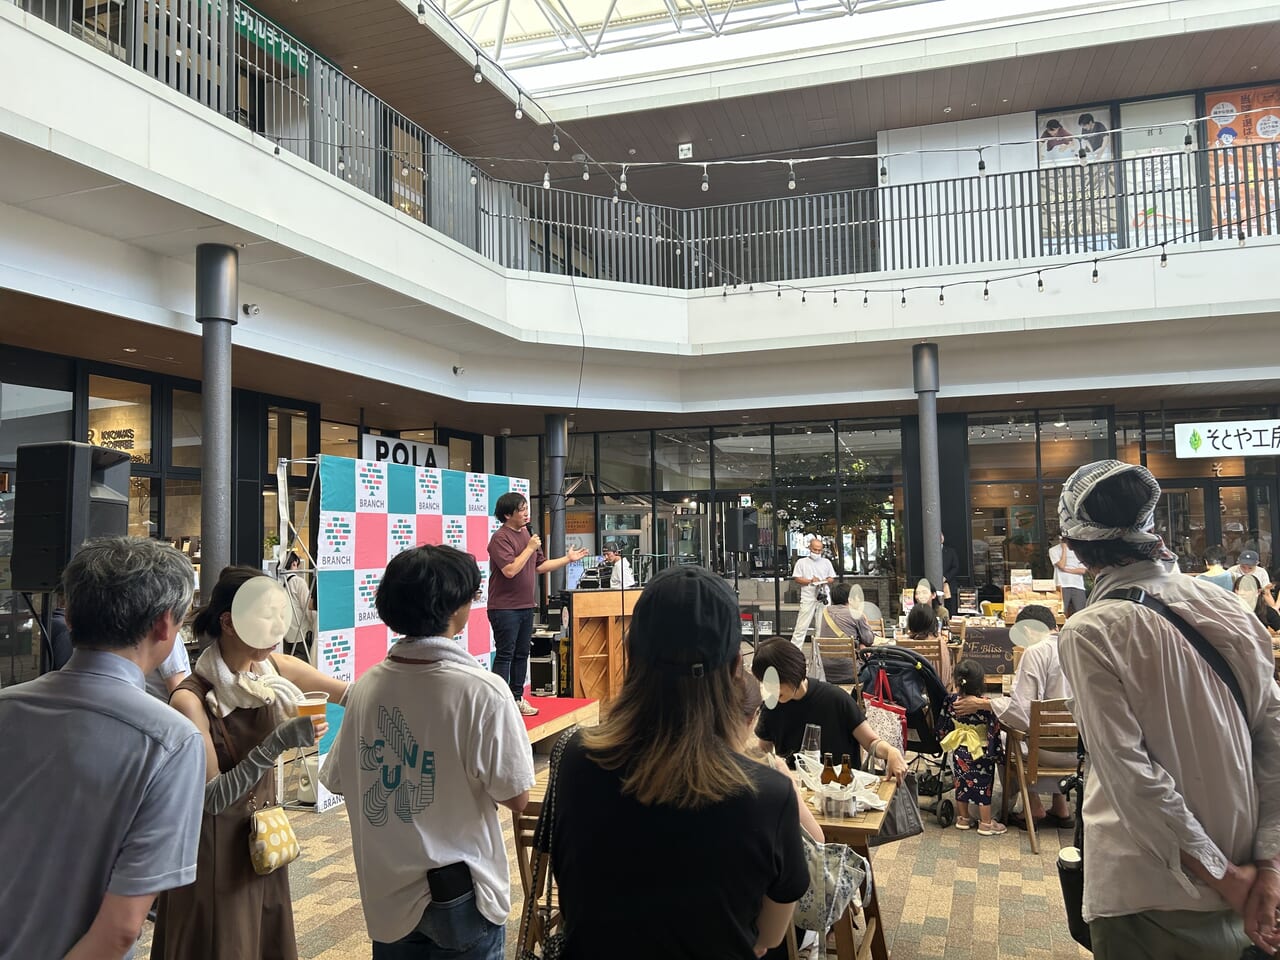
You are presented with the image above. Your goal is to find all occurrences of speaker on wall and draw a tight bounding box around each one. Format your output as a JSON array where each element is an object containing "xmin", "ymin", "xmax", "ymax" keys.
[
  {"xmin": 725, "ymin": 507, "xmax": 759, "ymax": 552},
  {"xmin": 11, "ymin": 441, "xmax": 131, "ymax": 593}
]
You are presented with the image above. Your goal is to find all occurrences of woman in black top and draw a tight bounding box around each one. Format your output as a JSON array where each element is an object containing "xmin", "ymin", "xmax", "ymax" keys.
[{"xmin": 551, "ymin": 567, "xmax": 809, "ymax": 960}]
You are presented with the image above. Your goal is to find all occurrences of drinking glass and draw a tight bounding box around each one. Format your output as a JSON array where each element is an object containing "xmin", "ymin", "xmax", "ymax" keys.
[{"xmin": 800, "ymin": 724, "xmax": 822, "ymax": 769}]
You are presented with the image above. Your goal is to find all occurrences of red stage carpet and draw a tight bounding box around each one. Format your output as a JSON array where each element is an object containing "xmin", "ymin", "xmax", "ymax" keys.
[{"xmin": 523, "ymin": 695, "xmax": 593, "ymax": 730}]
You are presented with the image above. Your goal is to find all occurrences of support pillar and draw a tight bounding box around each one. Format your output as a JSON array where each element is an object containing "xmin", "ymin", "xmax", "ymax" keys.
[
  {"xmin": 913, "ymin": 343, "xmax": 943, "ymax": 597},
  {"xmin": 196, "ymin": 244, "xmax": 237, "ymax": 606},
  {"xmin": 545, "ymin": 413, "xmax": 568, "ymax": 599}
]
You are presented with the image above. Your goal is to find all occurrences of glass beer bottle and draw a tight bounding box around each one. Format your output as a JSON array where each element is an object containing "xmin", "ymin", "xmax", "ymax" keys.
[
  {"xmin": 837, "ymin": 754, "xmax": 853, "ymax": 786},
  {"xmin": 820, "ymin": 753, "xmax": 837, "ymax": 785}
]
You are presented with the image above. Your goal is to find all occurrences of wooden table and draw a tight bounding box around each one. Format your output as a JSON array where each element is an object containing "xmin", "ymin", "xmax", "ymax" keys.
[
  {"xmin": 519, "ymin": 771, "xmax": 896, "ymax": 960},
  {"xmin": 809, "ymin": 778, "xmax": 897, "ymax": 960}
]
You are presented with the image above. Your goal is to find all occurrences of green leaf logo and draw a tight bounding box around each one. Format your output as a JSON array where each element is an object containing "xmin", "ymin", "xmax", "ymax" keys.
[{"xmin": 1189, "ymin": 429, "xmax": 1202, "ymax": 451}]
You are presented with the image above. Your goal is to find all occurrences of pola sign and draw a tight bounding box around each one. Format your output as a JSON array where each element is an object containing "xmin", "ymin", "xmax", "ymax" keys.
[{"xmin": 360, "ymin": 435, "xmax": 449, "ymax": 468}]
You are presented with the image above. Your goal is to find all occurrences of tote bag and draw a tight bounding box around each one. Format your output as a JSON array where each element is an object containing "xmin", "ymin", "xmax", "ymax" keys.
[
  {"xmin": 862, "ymin": 669, "xmax": 907, "ymax": 754},
  {"xmin": 795, "ymin": 835, "xmax": 868, "ymax": 933}
]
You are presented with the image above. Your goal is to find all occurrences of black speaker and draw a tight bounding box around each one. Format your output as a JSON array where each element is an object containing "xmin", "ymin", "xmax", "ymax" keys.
[
  {"xmin": 725, "ymin": 507, "xmax": 759, "ymax": 552},
  {"xmin": 11, "ymin": 441, "xmax": 131, "ymax": 592}
]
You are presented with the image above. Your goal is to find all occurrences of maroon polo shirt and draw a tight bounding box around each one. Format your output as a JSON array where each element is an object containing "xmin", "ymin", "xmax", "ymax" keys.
[{"xmin": 487, "ymin": 525, "xmax": 545, "ymax": 610}]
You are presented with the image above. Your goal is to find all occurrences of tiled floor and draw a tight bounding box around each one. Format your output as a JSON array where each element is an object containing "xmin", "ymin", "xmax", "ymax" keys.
[{"xmin": 136, "ymin": 785, "xmax": 1091, "ymax": 959}]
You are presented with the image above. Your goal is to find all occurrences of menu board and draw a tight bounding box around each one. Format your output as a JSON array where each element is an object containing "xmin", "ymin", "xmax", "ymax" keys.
[{"xmin": 963, "ymin": 626, "xmax": 1015, "ymax": 676}]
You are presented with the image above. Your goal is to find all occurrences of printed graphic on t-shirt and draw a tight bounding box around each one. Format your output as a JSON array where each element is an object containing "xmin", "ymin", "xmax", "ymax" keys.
[{"xmin": 359, "ymin": 706, "xmax": 435, "ymax": 826}]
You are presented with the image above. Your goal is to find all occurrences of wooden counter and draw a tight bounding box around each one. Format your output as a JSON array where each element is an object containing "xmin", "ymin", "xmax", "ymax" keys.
[{"xmin": 567, "ymin": 588, "xmax": 639, "ymax": 702}]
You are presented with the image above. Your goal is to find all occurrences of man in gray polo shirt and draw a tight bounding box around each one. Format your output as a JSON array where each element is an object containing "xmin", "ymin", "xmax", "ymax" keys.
[{"xmin": 0, "ymin": 537, "xmax": 206, "ymax": 960}]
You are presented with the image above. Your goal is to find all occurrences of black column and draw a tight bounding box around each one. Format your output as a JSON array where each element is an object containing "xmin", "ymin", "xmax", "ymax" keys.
[
  {"xmin": 545, "ymin": 413, "xmax": 567, "ymax": 597},
  {"xmin": 196, "ymin": 243, "xmax": 237, "ymax": 603},
  {"xmin": 913, "ymin": 343, "xmax": 943, "ymax": 595}
]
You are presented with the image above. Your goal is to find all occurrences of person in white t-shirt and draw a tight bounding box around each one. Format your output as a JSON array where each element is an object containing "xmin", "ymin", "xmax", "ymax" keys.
[
  {"xmin": 321, "ymin": 544, "xmax": 536, "ymax": 959},
  {"xmin": 1049, "ymin": 536, "xmax": 1088, "ymax": 616},
  {"xmin": 602, "ymin": 544, "xmax": 635, "ymax": 589},
  {"xmin": 789, "ymin": 537, "xmax": 836, "ymax": 647},
  {"xmin": 1229, "ymin": 550, "xmax": 1271, "ymax": 589}
]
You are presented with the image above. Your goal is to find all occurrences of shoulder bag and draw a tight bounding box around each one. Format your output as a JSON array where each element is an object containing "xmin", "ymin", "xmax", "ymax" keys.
[
  {"xmin": 1056, "ymin": 587, "xmax": 1250, "ymax": 949},
  {"xmin": 861, "ymin": 748, "xmax": 923, "ymax": 848},
  {"xmin": 211, "ymin": 709, "xmax": 301, "ymax": 876},
  {"xmin": 517, "ymin": 727, "xmax": 577, "ymax": 960},
  {"xmin": 795, "ymin": 833, "xmax": 868, "ymax": 933},
  {"xmin": 862, "ymin": 669, "xmax": 907, "ymax": 755}
]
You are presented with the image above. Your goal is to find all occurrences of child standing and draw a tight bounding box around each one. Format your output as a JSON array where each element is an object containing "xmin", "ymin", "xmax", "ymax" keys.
[{"xmin": 937, "ymin": 659, "xmax": 1006, "ymax": 835}]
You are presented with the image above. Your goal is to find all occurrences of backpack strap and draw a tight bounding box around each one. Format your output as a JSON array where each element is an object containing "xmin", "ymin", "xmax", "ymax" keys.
[{"xmin": 1100, "ymin": 587, "xmax": 1248, "ymax": 722}]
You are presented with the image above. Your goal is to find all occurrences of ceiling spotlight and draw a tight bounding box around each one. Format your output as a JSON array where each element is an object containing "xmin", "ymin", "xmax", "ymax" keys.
[
  {"xmin": 620, "ymin": 166, "xmax": 628, "ymax": 192},
  {"xmin": 514, "ymin": 94, "xmax": 523, "ymax": 120},
  {"xmin": 552, "ymin": 128, "xmax": 561, "ymax": 152},
  {"xmin": 452, "ymin": 365, "xmax": 466, "ymax": 375},
  {"xmin": 416, "ymin": 1, "xmax": 427, "ymax": 23},
  {"xmin": 700, "ymin": 166, "xmax": 709, "ymax": 192},
  {"xmin": 542, "ymin": 166, "xmax": 550, "ymax": 189},
  {"xmin": 787, "ymin": 163, "xmax": 796, "ymax": 191}
]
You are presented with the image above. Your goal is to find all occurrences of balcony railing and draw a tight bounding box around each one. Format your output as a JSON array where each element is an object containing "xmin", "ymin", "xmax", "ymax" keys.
[{"xmin": 14, "ymin": 0, "xmax": 1280, "ymax": 290}]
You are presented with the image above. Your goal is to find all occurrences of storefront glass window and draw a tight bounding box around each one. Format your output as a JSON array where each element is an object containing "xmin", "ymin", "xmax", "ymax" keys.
[
  {"xmin": 171, "ymin": 390, "xmax": 202, "ymax": 468},
  {"xmin": 1115, "ymin": 412, "xmax": 1143, "ymax": 465},
  {"xmin": 128, "ymin": 476, "xmax": 160, "ymax": 540},
  {"xmin": 598, "ymin": 431, "xmax": 652, "ymax": 492},
  {"xmin": 263, "ymin": 488, "xmax": 312, "ymax": 563},
  {"xmin": 1039, "ymin": 408, "xmax": 1109, "ymax": 478},
  {"xmin": 972, "ymin": 481, "xmax": 1044, "ymax": 588},
  {"xmin": 504, "ymin": 437, "xmax": 540, "ymax": 496},
  {"xmin": 320, "ymin": 421, "xmax": 358, "ymax": 457},
  {"xmin": 164, "ymin": 478, "xmax": 201, "ymax": 560},
  {"xmin": 565, "ymin": 434, "xmax": 594, "ymax": 483},
  {"xmin": 968, "ymin": 413, "xmax": 1036, "ymax": 481},
  {"xmin": 713, "ymin": 425, "xmax": 771, "ymax": 490},
  {"xmin": 838, "ymin": 421, "xmax": 903, "ymax": 485},
  {"xmin": 654, "ymin": 429, "xmax": 711, "ymax": 491},
  {"xmin": 267, "ymin": 406, "xmax": 310, "ymax": 477},
  {"xmin": 774, "ymin": 422, "xmax": 835, "ymax": 488},
  {"xmin": 88, "ymin": 375, "xmax": 152, "ymax": 466}
]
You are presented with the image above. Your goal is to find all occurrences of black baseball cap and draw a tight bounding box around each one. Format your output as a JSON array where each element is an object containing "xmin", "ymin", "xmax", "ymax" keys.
[
  {"xmin": 627, "ymin": 565, "xmax": 739, "ymax": 677},
  {"xmin": 1239, "ymin": 550, "xmax": 1260, "ymax": 566}
]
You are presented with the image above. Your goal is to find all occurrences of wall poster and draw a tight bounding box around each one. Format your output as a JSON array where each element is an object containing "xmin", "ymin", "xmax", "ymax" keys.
[
  {"xmin": 1204, "ymin": 85, "xmax": 1280, "ymax": 238},
  {"xmin": 1037, "ymin": 105, "xmax": 1118, "ymax": 253}
]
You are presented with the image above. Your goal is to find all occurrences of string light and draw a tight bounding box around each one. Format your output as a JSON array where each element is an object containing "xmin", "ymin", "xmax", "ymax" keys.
[
  {"xmin": 1037, "ymin": 271, "xmax": 1044, "ymax": 292},
  {"xmin": 977, "ymin": 148, "xmax": 987, "ymax": 177},
  {"xmin": 620, "ymin": 166, "xmax": 628, "ymax": 192},
  {"xmin": 337, "ymin": 152, "xmax": 346, "ymax": 173},
  {"xmin": 832, "ymin": 291, "xmax": 838, "ymax": 305},
  {"xmin": 611, "ymin": 186, "xmax": 618, "ymax": 204},
  {"xmin": 1184, "ymin": 124, "xmax": 1194, "ymax": 152},
  {"xmin": 273, "ymin": 141, "xmax": 281, "ymax": 156},
  {"xmin": 514, "ymin": 94, "xmax": 523, "ymax": 120},
  {"xmin": 777, "ymin": 286, "xmax": 782, "ymax": 298},
  {"xmin": 473, "ymin": 53, "xmax": 482, "ymax": 84},
  {"xmin": 542, "ymin": 165, "xmax": 550, "ymax": 189},
  {"xmin": 701, "ymin": 165, "xmax": 710, "ymax": 192},
  {"xmin": 983, "ymin": 281, "xmax": 989, "ymax": 301},
  {"xmin": 582, "ymin": 164, "xmax": 590, "ymax": 181},
  {"xmin": 801, "ymin": 291, "xmax": 806, "ymax": 304},
  {"xmin": 416, "ymin": 1, "xmax": 427, "ymax": 24},
  {"xmin": 401, "ymin": 158, "xmax": 410, "ymax": 177},
  {"xmin": 787, "ymin": 163, "xmax": 796, "ymax": 191},
  {"xmin": 1078, "ymin": 146, "xmax": 1088, "ymax": 166},
  {"xmin": 1091, "ymin": 260, "xmax": 1099, "ymax": 283},
  {"xmin": 552, "ymin": 128, "xmax": 561, "ymax": 152},
  {"xmin": 1239, "ymin": 231, "xmax": 1247, "ymax": 247},
  {"xmin": 862, "ymin": 291, "xmax": 869, "ymax": 307},
  {"xmin": 879, "ymin": 158, "xmax": 887, "ymax": 185},
  {"xmin": 938, "ymin": 289, "xmax": 945, "ymax": 306},
  {"xmin": 470, "ymin": 171, "xmax": 478, "ymax": 185},
  {"xmin": 1160, "ymin": 244, "xmax": 1167, "ymax": 267},
  {"xmin": 900, "ymin": 290, "xmax": 906, "ymax": 306}
]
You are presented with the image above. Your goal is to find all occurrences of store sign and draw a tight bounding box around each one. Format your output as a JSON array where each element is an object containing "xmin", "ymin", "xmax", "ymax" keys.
[
  {"xmin": 360, "ymin": 435, "xmax": 448, "ymax": 468},
  {"xmin": 231, "ymin": 4, "xmax": 310, "ymax": 77},
  {"xmin": 1174, "ymin": 419, "xmax": 1280, "ymax": 458}
]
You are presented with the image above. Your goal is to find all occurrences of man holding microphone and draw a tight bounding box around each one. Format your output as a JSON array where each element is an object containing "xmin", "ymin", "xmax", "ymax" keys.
[{"xmin": 487, "ymin": 492, "xmax": 588, "ymax": 716}]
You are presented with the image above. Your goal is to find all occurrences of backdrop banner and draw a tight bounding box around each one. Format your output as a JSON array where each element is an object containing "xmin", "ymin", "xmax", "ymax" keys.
[{"xmin": 308, "ymin": 454, "xmax": 529, "ymax": 811}]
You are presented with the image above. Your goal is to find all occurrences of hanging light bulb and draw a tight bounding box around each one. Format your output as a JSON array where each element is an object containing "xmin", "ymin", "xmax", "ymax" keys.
[
  {"xmin": 552, "ymin": 128, "xmax": 561, "ymax": 152},
  {"xmin": 611, "ymin": 187, "xmax": 619, "ymax": 204},
  {"xmin": 862, "ymin": 291, "xmax": 869, "ymax": 307},
  {"xmin": 542, "ymin": 166, "xmax": 550, "ymax": 190},
  {"xmin": 1054, "ymin": 411, "xmax": 1067, "ymax": 427},
  {"xmin": 514, "ymin": 94, "xmax": 523, "ymax": 120},
  {"xmin": 337, "ymin": 152, "xmax": 346, "ymax": 173},
  {"xmin": 1239, "ymin": 231, "xmax": 1247, "ymax": 247},
  {"xmin": 473, "ymin": 51, "xmax": 483, "ymax": 84},
  {"xmin": 879, "ymin": 158, "xmax": 888, "ymax": 185},
  {"xmin": 401, "ymin": 158, "xmax": 410, "ymax": 177},
  {"xmin": 274, "ymin": 141, "xmax": 281, "ymax": 156},
  {"xmin": 900, "ymin": 290, "xmax": 906, "ymax": 306},
  {"xmin": 700, "ymin": 166, "xmax": 709, "ymax": 192},
  {"xmin": 620, "ymin": 166, "xmax": 628, "ymax": 192},
  {"xmin": 470, "ymin": 171, "xmax": 478, "ymax": 186},
  {"xmin": 832, "ymin": 291, "xmax": 838, "ymax": 306},
  {"xmin": 1160, "ymin": 244, "xmax": 1168, "ymax": 267},
  {"xmin": 723, "ymin": 285, "xmax": 728, "ymax": 299},
  {"xmin": 1183, "ymin": 124, "xmax": 1194, "ymax": 152},
  {"xmin": 1091, "ymin": 260, "xmax": 1099, "ymax": 283},
  {"xmin": 416, "ymin": 1, "xmax": 427, "ymax": 23},
  {"xmin": 1078, "ymin": 146, "xmax": 1088, "ymax": 166},
  {"xmin": 787, "ymin": 163, "xmax": 796, "ymax": 191},
  {"xmin": 801, "ymin": 291, "xmax": 807, "ymax": 304},
  {"xmin": 1037, "ymin": 271, "xmax": 1044, "ymax": 292},
  {"xmin": 938, "ymin": 289, "xmax": 945, "ymax": 306},
  {"xmin": 776, "ymin": 286, "xmax": 782, "ymax": 299},
  {"xmin": 983, "ymin": 281, "xmax": 990, "ymax": 301},
  {"xmin": 977, "ymin": 149, "xmax": 987, "ymax": 177},
  {"xmin": 582, "ymin": 164, "xmax": 590, "ymax": 181}
]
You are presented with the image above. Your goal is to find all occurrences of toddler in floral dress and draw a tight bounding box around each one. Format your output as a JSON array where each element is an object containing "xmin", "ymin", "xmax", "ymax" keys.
[{"xmin": 937, "ymin": 659, "xmax": 1006, "ymax": 836}]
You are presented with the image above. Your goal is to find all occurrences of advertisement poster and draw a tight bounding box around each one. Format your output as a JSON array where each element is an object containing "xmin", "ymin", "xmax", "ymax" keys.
[
  {"xmin": 1205, "ymin": 85, "xmax": 1280, "ymax": 237},
  {"xmin": 309, "ymin": 454, "xmax": 528, "ymax": 812},
  {"xmin": 1037, "ymin": 105, "xmax": 1118, "ymax": 253},
  {"xmin": 1121, "ymin": 95, "xmax": 1199, "ymax": 245}
]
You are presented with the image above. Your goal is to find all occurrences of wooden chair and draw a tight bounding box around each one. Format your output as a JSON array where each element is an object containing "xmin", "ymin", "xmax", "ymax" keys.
[
  {"xmin": 815, "ymin": 634, "xmax": 860, "ymax": 683},
  {"xmin": 1001, "ymin": 698, "xmax": 1078, "ymax": 854},
  {"xmin": 895, "ymin": 637, "xmax": 944, "ymax": 678},
  {"xmin": 512, "ymin": 811, "xmax": 563, "ymax": 941},
  {"xmin": 864, "ymin": 618, "xmax": 885, "ymax": 637}
]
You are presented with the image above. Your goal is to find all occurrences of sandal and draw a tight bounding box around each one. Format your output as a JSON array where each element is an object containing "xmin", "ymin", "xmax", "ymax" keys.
[
  {"xmin": 1006, "ymin": 812, "xmax": 1046, "ymax": 832},
  {"xmin": 954, "ymin": 816, "xmax": 972, "ymax": 830},
  {"xmin": 978, "ymin": 820, "xmax": 1008, "ymax": 836}
]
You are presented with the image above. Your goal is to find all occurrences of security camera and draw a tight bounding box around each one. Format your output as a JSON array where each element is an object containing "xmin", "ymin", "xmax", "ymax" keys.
[
  {"xmin": 499, "ymin": 427, "xmax": 512, "ymax": 437},
  {"xmin": 452, "ymin": 365, "xmax": 465, "ymax": 376},
  {"xmin": 242, "ymin": 303, "xmax": 261, "ymax": 316}
]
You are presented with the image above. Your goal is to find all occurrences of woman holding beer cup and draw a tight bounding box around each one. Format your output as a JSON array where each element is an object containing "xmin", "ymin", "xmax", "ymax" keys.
[{"xmin": 152, "ymin": 566, "xmax": 350, "ymax": 960}]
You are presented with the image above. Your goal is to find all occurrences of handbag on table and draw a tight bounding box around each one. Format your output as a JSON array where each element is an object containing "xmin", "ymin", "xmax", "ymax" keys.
[
  {"xmin": 860, "ymin": 747, "xmax": 924, "ymax": 848},
  {"xmin": 517, "ymin": 728, "xmax": 577, "ymax": 960}
]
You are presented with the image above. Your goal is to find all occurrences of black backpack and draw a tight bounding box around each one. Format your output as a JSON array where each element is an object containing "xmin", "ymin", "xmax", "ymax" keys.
[{"xmin": 857, "ymin": 646, "xmax": 948, "ymax": 754}]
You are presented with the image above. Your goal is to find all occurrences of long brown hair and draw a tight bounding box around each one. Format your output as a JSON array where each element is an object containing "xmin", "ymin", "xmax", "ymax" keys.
[{"xmin": 580, "ymin": 656, "xmax": 755, "ymax": 809}]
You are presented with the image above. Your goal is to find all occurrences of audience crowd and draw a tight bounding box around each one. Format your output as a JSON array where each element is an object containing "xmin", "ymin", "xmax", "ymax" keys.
[{"xmin": 3, "ymin": 456, "xmax": 1280, "ymax": 960}]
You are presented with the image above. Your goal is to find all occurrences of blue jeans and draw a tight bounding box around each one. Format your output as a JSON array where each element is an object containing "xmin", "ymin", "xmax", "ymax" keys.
[
  {"xmin": 372, "ymin": 892, "xmax": 504, "ymax": 960},
  {"xmin": 489, "ymin": 607, "xmax": 534, "ymax": 700}
]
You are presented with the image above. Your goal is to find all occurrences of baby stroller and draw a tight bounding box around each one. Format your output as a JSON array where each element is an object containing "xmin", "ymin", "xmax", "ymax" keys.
[{"xmin": 857, "ymin": 646, "xmax": 958, "ymax": 827}]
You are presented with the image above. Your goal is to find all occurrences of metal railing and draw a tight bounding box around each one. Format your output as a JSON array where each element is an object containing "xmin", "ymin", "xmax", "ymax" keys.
[{"xmin": 14, "ymin": 0, "xmax": 1280, "ymax": 289}]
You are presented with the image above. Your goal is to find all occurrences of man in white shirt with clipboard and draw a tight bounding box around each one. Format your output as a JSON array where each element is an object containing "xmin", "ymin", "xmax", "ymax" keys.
[{"xmin": 789, "ymin": 537, "xmax": 835, "ymax": 648}]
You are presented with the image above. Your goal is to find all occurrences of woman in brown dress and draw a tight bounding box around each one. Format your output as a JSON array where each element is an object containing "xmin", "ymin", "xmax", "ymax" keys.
[{"xmin": 152, "ymin": 566, "xmax": 350, "ymax": 960}]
